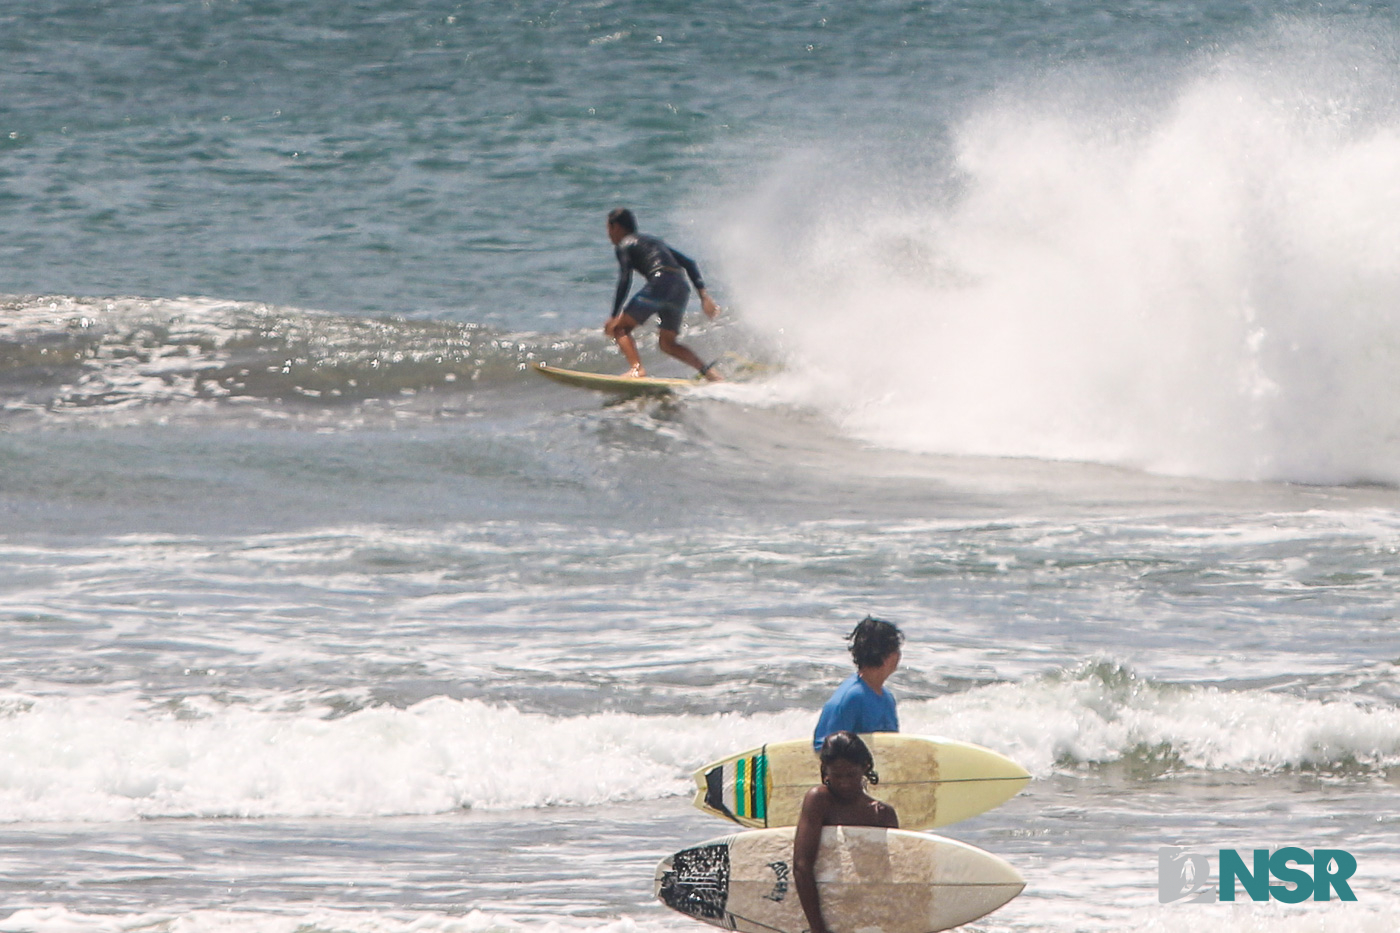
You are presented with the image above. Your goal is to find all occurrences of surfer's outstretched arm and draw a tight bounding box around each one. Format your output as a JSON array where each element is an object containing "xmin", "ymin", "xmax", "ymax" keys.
[{"xmin": 669, "ymin": 248, "xmax": 720, "ymax": 321}]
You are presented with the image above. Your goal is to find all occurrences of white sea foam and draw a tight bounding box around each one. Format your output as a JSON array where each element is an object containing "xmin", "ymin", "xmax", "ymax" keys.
[
  {"xmin": 4, "ymin": 903, "xmax": 1400, "ymax": 933},
  {"xmin": 0, "ymin": 693, "xmax": 811, "ymax": 823},
  {"xmin": 904, "ymin": 663, "xmax": 1400, "ymax": 777},
  {"xmin": 718, "ymin": 21, "xmax": 1400, "ymax": 485},
  {"xmin": 996, "ymin": 896, "xmax": 1400, "ymax": 933},
  {"xmin": 0, "ymin": 908, "xmax": 690, "ymax": 933},
  {"xmin": 0, "ymin": 663, "xmax": 1394, "ymax": 824}
]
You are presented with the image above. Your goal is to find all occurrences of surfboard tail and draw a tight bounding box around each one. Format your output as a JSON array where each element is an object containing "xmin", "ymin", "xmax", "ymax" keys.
[
  {"xmin": 656, "ymin": 842, "xmax": 733, "ymax": 923},
  {"xmin": 694, "ymin": 751, "xmax": 770, "ymax": 828}
]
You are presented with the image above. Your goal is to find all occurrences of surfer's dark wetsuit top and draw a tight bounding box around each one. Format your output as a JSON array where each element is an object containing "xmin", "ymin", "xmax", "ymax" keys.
[{"xmin": 612, "ymin": 233, "xmax": 706, "ymax": 333}]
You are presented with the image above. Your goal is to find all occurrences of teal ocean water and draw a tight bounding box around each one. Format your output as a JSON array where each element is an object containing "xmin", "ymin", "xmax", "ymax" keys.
[{"xmin": 2, "ymin": 2, "xmax": 1400, "ymax": 931}]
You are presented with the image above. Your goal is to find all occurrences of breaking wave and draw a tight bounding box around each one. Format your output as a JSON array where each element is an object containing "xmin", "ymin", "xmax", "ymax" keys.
[
  {"xmin": 718, "ymin": 21, "xmax": 1400, "ymax": 485},
  {"xmin": 0, "ymin": 661, "xmax": 1395, "ymax": 824}
]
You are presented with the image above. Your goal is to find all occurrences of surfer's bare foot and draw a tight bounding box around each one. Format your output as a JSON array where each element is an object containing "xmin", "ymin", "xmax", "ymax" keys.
[
  {"xmin": 624, "ymin": 366, "xmax": 646, "ymax": 378},
  {"xmin": 702, "ymin": 368, "xmax": 724, "ymax": 382}
]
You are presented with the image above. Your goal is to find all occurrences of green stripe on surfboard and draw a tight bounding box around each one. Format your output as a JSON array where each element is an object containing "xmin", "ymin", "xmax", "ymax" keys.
[{"xmin": 753, "ymin": 752, "xmax": 766, "ymax": 819}]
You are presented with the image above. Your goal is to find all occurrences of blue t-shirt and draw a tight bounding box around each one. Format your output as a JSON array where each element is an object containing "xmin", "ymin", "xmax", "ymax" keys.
[{"xmin": 813, "ymin": 672, "xmax": 898, "ymax": 749}]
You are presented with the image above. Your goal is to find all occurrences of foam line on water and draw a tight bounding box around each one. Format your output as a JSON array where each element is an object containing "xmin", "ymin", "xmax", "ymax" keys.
[
  {"xmin": 0, "ymin": 693, "xmax": 812, "ymax": 823},
  {"xmin": 906, "ymin": 661, "xmax": 1400, "ymax": 777},
  {"xmin": 0, "ymin": 662, "xmax": 1396, "ymax": 824},
  {"xmin": 0, "ymin": 908, "xmax": 691, "ymax": 933},
  {"xmin": 4, "ymin": 903, "xmax": 1400, "ymax": 933}
]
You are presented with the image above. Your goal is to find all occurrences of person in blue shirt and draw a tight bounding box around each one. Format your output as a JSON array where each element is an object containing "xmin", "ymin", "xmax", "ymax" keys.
[{"xmin": 813, "ymin": 616, "xmax": 904, "ymax": 750}]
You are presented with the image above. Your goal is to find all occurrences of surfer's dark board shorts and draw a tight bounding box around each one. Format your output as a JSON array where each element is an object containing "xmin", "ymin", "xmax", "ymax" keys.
[{"xmin": 622, "ymin": 272, "xmax": 690, "ymax": 332}]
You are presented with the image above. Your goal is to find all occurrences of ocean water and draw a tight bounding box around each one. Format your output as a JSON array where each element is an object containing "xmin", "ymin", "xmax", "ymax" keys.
[{"xmin": 3, "ymin": 1, "xmax": 1400, "ymax": 931}]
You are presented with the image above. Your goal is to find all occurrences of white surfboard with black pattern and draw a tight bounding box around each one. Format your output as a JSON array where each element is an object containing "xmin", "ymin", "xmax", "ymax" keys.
[{"xmin": 656, "ymin": 826, "xmax": 1024, "ymax": 933}]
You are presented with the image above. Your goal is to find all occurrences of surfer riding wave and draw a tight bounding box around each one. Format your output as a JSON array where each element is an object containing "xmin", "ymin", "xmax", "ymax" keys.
[{"xmin": 603, "ymin": 207, "xmax": 722, "ymax": 381}]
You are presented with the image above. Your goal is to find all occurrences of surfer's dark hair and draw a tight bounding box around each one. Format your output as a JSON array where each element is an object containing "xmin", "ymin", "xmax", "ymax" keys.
[
  {"xmin": 607, "ymin": 207, "xmax": 637, "ymax": 233},
  {"xmin": 819, "ymin": 731, "xmax": 879, "ymax": 785},
  {"xmin": 848, "ymin": 616, "xmax": 903, "ymax": 669}
]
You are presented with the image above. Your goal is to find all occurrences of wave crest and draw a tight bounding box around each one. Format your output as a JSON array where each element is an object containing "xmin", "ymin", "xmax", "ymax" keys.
[{"xmin": 909, "ymin": 659, "xmax": 1400, "ymax": 778}]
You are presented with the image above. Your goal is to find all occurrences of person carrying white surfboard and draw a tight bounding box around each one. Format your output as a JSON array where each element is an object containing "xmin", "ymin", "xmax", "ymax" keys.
[
  {"xmin": 793, "ymin": 732, "xmax": 899, "ymax": 933},
  {"xmin": 812, "ymin": 616, "xmax": 903, "ymax": 750},
  {"xmin": 603, "ymin": 207, "xmax": 723, "ymax": 381}
]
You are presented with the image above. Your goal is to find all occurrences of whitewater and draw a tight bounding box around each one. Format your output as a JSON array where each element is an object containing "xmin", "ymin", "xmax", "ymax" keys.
[{"xmin": 717, "ymin": 20, "xmax": 1400, "ymax": 485}]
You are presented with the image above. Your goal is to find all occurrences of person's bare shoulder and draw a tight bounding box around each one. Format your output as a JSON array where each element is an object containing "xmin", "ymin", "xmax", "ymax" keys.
[{"xmin": 800, "ymin": 784, "xmax": 832, "ymax": 813}]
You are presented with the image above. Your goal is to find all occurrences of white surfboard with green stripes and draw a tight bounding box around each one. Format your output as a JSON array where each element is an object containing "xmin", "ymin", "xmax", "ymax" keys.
[{"xmin": 692, "ymin": 733, "xmax": 1028, "ymax": 831}]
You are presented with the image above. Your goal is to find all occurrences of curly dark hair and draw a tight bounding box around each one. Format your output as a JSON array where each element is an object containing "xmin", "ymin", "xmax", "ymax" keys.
[
  {"xmin": 819, "ymin": 730, "xmax": 880, "ymax": 785},
  {"xmin": 847, "ymin": 615, "xmax": 903, "ymax": 669}
]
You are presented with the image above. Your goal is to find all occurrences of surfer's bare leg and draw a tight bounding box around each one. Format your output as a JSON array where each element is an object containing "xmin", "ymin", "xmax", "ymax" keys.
[
  {"xmin": 604, "ymin": 312, "xmax": 646, "ymax": 377},
  {"xmin": 659, "ymin": 329, "xmax": 722, "ymax": 381}
]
